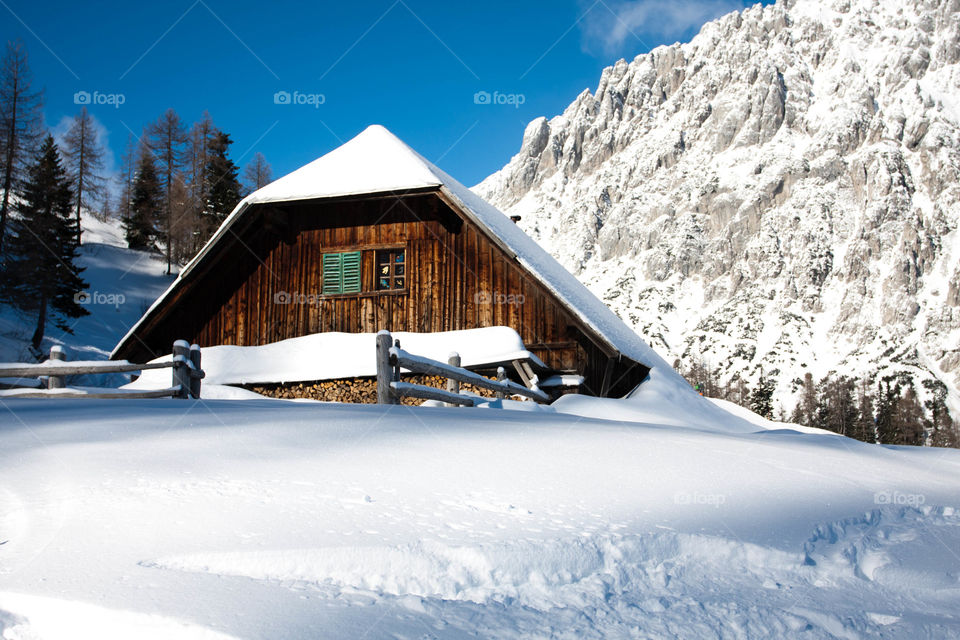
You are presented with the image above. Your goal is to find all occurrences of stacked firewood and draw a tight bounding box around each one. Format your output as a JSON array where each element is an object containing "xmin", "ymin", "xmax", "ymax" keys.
[{"xmin": 247, "ymin": 374, "xmax": 500, "ymax": 405}]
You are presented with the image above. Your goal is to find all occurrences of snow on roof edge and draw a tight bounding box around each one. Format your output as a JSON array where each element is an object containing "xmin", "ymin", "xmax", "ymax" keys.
[{"xmin": 435, "ymin": 180, "xmax": 668, "ymax": 371}]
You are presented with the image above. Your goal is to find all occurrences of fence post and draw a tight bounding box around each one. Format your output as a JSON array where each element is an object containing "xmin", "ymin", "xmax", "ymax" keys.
[
  {"xmin": 446, "ymin": 352, "xmax": 461, "ymax": 407},
  {"xmin": 189, "ymin": 344, "xmax": 202, "ymax": 399},
  {"xmin": 496, "ymin": 366, "xmax": 506, "ymax": 400},
  {"xmin": 376, "ymin": 331, "xmax": 396, "ymax": 405},
  {"xmin": 172, "ymin": 340, "xmax": 190, "ymax": 399},
  {"xmin": 47, "ymin": 346, "xmax": 65, "ymax": 389},
  {"xmin": 393, "ymin": 339, "xmax": 401, "ymax": 384}
]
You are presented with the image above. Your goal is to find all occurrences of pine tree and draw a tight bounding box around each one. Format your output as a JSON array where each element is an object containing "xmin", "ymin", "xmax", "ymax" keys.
[
  {"xmin": 98, "ymin": 188, "xmax": 113, "ymax": 222},
  {"xmin": 724, "ymin": 376, "xmax": 750, "ymax": 408},
  {"xmin": 923, "ymin": 379, "xmax": 957, "ymax": 448},
  {"xmin": 147, "ymin": 109, "xmax": 188, "ymax": 274},
  {"xmin": 0, "ymin": 40, "xmax": 44, "ymax": 253},
  {"xmin": 3, "ymin": 135, "xmax": 88, "ymax": 352},
  {"xmin": 750, "ymin": 370, "xmax": 776, "ymax": 419},
  {"xmin": 167, "ymin": 172, "xmax": 195, "ymax": 264},
  {"xmin": 811, "ymin": 380, "xmax": 830, "ymax": 431},
  {"xmin": 791, "ymin": 372, "xmax": 818, "ymax": 426},
  {"xmin": 679, "ymin": 358, "xmax": 711, "ymax": 396},
  {"xmin": 202, "ymin": 130, "xmax": 241, "ymax": 239},
  {"xmin": 817, "ymin": 376, "xmax": 858, "ymax": 436},
  {"xmin": 124, "ymin": 145, "xmax": 162, "ymax": 251},
  {"xmin": 934, "ymin": 418, "xmax": 960, "ymax": 449},
  {"xmin": 849, "ymin": 379, "xmax": 876, "ymax": 443},
  {"xmin": 116, "ymin": 133, "xmax": 136, "ymax": 226},
  {"xmin": 700, "ymin": 360, "xmax": 723, "ymax": 398},
  {"xmin": 895, "ymin": 386, "xmax": 925, "ymax": 446},
  {"xmin": 61, "ymin": 107, "xmax": 106, "ymax": 244},
  {"xmin": 184, "ymin": 112, "xmax": 216, "ymax": 256},
  {"xmin": 876, "ymin": 379, "xmax": 899, "ymax": 445},
  {"xmin": 242, "ymin": 151, "xmax": 272, "ymax": 195}
]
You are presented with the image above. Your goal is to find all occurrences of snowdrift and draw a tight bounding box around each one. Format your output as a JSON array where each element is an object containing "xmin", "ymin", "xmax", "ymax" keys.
[
  {"xmin": 124, "ymin": 327, "xmax": 542, "ymax": 387},
  {"xmin": 0, "ymin": 398, "xmax": 958, "ymax": 638}
]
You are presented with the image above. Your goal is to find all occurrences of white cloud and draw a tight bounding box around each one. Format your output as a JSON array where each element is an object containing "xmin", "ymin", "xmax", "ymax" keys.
[
  {"xmin": 50, "ymin": 112, "xmax": 118, "ymax": 178},
  {"xmin": 581, "ymin": 0, "xmax": 744, "ymax": 56}
]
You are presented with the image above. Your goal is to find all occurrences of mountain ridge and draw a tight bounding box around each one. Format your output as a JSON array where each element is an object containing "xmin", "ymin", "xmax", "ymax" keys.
[{"xmin": 475, "ymin": 0, "xmax": 960, "ymax": 415}]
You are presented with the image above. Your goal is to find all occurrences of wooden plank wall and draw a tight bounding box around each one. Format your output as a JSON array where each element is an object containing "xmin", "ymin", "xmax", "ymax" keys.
[{"xmin": 128, "ymin": 193, "xmax": 647, "ymax": 394}]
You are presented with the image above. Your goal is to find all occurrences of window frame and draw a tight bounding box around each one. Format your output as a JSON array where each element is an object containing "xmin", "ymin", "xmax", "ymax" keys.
[
  {"xmin": 375, "ymin": 248, "xmax": 406, "ymax": 292},
  {"xmin": 315, "ymin": 244, "xmax": 408, "ymax": 299}
]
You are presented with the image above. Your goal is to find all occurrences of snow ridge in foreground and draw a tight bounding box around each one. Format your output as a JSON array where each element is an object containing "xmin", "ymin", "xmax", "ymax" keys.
[
  {"xmin": 147, "ymin": 507, "xmax": 960, "ymax": 638},
  {"xmin": 1, "ymin": 399, "xmax": 958, "ymax": 638}
]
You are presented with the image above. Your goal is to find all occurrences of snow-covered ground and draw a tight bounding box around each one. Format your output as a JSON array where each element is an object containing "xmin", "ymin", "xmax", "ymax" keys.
[
  {"xmin": 1, "ymin": 208, "xmax": 958, "ymax": 638},
  {"xmin": 1, "ymin": 396, "xmax": 959, "ymax": 639}
]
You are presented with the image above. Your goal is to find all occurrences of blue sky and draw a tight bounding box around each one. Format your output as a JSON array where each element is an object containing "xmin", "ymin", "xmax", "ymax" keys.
[{"xmin": 1, "ymin": 0, "xmax": 769, "ymax": 188}]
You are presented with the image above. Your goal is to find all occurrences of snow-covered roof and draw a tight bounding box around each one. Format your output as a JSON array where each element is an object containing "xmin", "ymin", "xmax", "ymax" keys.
[
  {"xmin": 244, "ymin": 126, "xmax": 443, "ymax": 204},
  {"xmin": 114, "ymin": 125, "xmax": 666, "ymax": 372}
]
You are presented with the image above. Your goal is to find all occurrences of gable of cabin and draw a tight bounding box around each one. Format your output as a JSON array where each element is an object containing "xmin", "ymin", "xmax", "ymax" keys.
[{"xmin": 114, "ymin": 189, "xmax": 648, "ymax": 397}]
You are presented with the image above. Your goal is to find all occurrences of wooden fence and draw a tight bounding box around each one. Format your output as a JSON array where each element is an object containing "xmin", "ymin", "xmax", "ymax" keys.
[
  {"xmin": 375, "ymin": 330, "xmax": 550, "ymax": 407},
  {"xmin": 0, "ymin": 340, "xmax": 204, "ymax": 399}
]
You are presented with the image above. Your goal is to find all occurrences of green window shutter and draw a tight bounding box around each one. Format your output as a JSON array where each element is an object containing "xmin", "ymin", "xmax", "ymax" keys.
[
  {"xmin": 322, "ymin": 251, "xmax": 362, "ymax": 294},
  {"xmin": 322, "ymin": 253, "xmax": 343, "ymax": 294},
  {"xmin": 341, "ymin": 251, "xmax": 361, "ymax": 293}
]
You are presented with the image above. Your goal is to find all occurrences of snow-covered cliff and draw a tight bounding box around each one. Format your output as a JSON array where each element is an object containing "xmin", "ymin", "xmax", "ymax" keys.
[{"xmin": 476, "ymin": 0, "xmax": 960, "ymax": 411}]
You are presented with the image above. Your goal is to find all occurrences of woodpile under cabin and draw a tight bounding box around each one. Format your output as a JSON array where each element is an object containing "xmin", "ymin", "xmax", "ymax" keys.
[{"xmin": 112, "ymin": 125, "xmax": 653, "ymax": 400}]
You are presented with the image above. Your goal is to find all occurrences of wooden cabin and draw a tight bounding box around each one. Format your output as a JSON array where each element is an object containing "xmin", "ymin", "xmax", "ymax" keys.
[{"xmin": 112, "ymin": 126, "xmax": 652, "ymax": 398}]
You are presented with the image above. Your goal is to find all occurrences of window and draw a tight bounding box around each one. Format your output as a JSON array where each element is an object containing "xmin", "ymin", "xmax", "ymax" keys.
[
  {"xmin": 376, "ymin": 249, "xmax": 405, "ymax": 290},
  {"xmin": 322, "ymin": 251, "xmax": 361, "ymax": 295}
]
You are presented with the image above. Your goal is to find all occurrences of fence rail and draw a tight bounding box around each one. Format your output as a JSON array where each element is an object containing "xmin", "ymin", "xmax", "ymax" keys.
[
  {"xmin": 375, "ymin": 330, "xmax": 550, "ymax": 406},
  {"xmin": 0, "ymin": 340, "xmax": 204, "ymax": 400},
  {"xmin": 1, "ymin": 386, "xmax": 184, "ymax": 400},
  {"xmin": 0, "ymin": 360, "xmax": 173, "ymax": 378}
]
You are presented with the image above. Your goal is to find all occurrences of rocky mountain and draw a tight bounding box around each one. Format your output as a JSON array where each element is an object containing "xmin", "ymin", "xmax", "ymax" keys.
[{"xmin": 476, "ymin": 0, "xmax": 960, "ymax": 415}]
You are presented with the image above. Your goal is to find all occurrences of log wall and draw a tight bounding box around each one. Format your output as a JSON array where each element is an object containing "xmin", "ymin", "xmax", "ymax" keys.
[{"xmin": 119, "ymin": 192, "xmax": 648, "ymax": 397}]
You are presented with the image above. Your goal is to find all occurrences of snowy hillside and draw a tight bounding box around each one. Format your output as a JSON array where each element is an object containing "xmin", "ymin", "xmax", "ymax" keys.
[
  {"xmin": 0, "ymin": 213, "xmax": 173, "ymax": 368},
  {"xmin": 475, "ymin": 0, "xmax": 960, "ymax": 414},
  {"xmin": 1, "ymin": 398, "xmax": 959, "ymax": 638}
]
